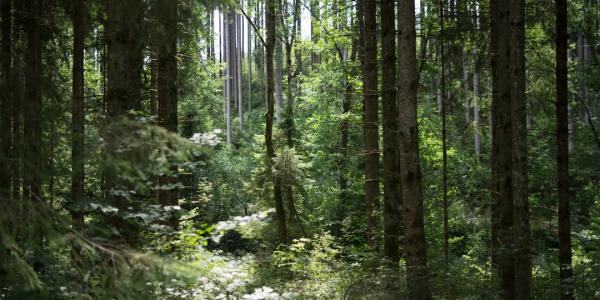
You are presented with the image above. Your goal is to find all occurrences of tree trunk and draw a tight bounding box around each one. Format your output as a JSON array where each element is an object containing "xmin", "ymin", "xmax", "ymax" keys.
[
  {"xmin": 510, "ymin": 0, "xmax": 530, "ymax": 298},
  {"xmin": 237, "ymin": 13, "xmax": 243, "ymax": 130},
  {"xmin": 0, "ymin": 0, "xmax": 12, "ymax": 204},
  {"xmin": 473, "ymin": 48, "xmax": 481, "ymax": 159},
  {"xmin": 266, "ymin": 0, "xmax": 287, "ymax": 243},
  {"xmin": 71, "ymin": 0, "xmax": 86, "ymax": 228},
  {"xmin": 555, "ymin": 0, "xmax": 573, "ymax": 298},
  {"xmin": 23, "ymin": 0, "xmax": 44, "ymax": 207},
  {"xmin": 275, "ymin": 38, "xmax": 283, "ymax": 125},
  {"xmin": 362, "ymin": 0, "xmax": 379, "ymax": 250},
  {"xmin": 381, "ymin": 0, "xmax": 400, "ymax": 265},
  {"xmin": 440, "ymin": 0, "xmax": 450, "ymax": 264},
  {"xmin": 397, "ymin": 0, "xmax": 432, "ymax": 298},
  {"xmin": 225, "ymin": 12, "xmax": 233, "ymax": 144},
  {"xmin": 248, "ymin": 5, "xmax": 253, "ymax": 114},
  {"xmin": 105, "ymin": 0, "xmax": 144, "ymax": 241},
  {"xmin": 157, "ymin": 0, "xmax": 179, "ymax": 229},
  {"xmin": 491, "ymin": 0, "xmax": 514, "ymax": 296},
  {"xmin": 310, "ymin": 0, "xmax": 320, "ymax": 67}
]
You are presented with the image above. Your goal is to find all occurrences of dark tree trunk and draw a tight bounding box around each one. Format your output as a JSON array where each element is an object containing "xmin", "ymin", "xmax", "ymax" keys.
[
  {"xmin": 491, "ymin": 0, "xmax": 515, "ymax": 297},
  {"xmin": 397, "ymin": 0, "xmax": 432, "ymax": 297},
  {"xmin": 439, "ymin": 0, "xmax": 450, "ymax": 264},
  {"xmin": 71, "ymin": 0, "xmax": 86, "ymax": 228},
  {"xmin": 381, "ymin": 0, "xmax": 400, "ymax": 264},
  {"xmin": 23, "ymin": 0, "xmax": 44, "ymax": 206},
  {"xmin": 362, "ymin": 0, "xmax": 379, "ymax": 250},
  {"xmin": 266, "ymin": 0, "xmax": 287, "ymax": 243},
  {"xmin": 555, "ymin": 0, "xmax": 573, "ymax": 298},
  {"xmin": 510, "ymin": 0, "xmax": 530, "ymax": 298},
  {"xmin": 105, "ymin": 0, "xmax": 144, "ymax": 241},
  {"xmin": 157, "ymin": 0, "xmax": 179, "ymax": 229},
  {"xmin": 0, "ymin": 0, "xmax": 12, "ymax": 204}
]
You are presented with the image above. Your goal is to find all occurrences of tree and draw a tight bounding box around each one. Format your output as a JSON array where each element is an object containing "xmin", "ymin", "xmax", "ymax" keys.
[
  {"xmin": 556, "ymin": 0, "xmax": 573, "ymax": 298},
  {"xmin": 157, "ymin": 0, "xmax": 179, "ymax": 229},
  {"xmin": 510, "ymin": 0, "xmax": 530, "ymax": 297},
  {"xmin": 362, "ymin": 0, "xmax": 379, "ymax": 250},
  {"xmin": 266, "ymin": 0, "xmax": 287, "ymax": 243},
  {"xmin": 439, "ymin": 0, "xmax": 449, "ymax": 263},
  {"xmin": 0, "ymin": 0, "xmax": 12, "ymax": 204},
  {"xmin": 71, "ymin": 0, "xmax": 86, "ymax": 228},
  {"xmin": 397, "ymin": 0, "xmax": 432, "ymax": 297},
  {"xmin": 105, "ymin": 0, "xmax": 144, "ymax": 240},
  {"xmin": 381, "ymin": 0, "xmax": 400, "ymax": 264}
]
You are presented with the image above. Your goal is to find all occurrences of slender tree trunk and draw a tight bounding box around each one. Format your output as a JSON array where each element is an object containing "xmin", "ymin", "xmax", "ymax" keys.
[
  {"xmin": 362, "ymin": 0, "xmax": 380, "ymax": 250},
  {"xmin": 473, "ymin": 48, "xmax": 481, "ymax": 159},
  {"xmin": 225, "ymin": 12, "xmax": 233, "ymax": 144},
  {"xmin": 556, "ymin": 1, "xmax": 573, "ymax": 298},
  {"xmin": 275, "ymin": 38, "xmax": 283, "ymax": 125},
  {"xmin": 381, "ymin": 0, "xmax": 400, "ymax": 265},
  {"xmin": 463, "ymin": 48, "xmax": 470, "ymax": 123},
  {"xmin": 266, "ymin": 0, "xmax": 287, "ymax": 243},
  {"xmin": 237, "ymin": 12, "xmax": 244, "ymax": 130},
  {"xmin": 397, "ymin": 0, "xmax": 432, "ymax": 298},
  {"xmin": 248, "ymin": 4, "xmax": 253, "ymax": 114},
  {"xmin": 310, "ymin": 0, "xmax": 320, "ymax": 67},
  {"xmin": 439, "ymin": 0, "xmax": 450, "ymax": 264},
  {"xmin": 491, "ymin": 0, "xmax": 515, "ymax": 296},
  {"xmin": 157, "ymin": 0, "xmax": 179, "ymax": 229},
  {"xmin": 71, "ymin": 0, "xmax": 86, "ymax": 228}
]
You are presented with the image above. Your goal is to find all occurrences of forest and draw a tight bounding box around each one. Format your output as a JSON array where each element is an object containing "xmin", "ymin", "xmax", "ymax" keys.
[{"xmin": 0, "ymin": 0, "xmax": 599, "ymax": 298}]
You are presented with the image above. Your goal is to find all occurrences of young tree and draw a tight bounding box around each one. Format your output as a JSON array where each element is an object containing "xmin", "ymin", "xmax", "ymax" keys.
[
  {"xmin": 397, "ymin": 0, "xmax": 432, "ymax": 297},
  {"xmin": 362, "ymin": 0, "xmax": 379, "ymax": 250},
  {"xmin": 556, "ymin": 0, "xmax": 573, "ymax": 298},
  {"xmin": 381, "ymin": 0, "xmax": 400, "ymax": 264}
]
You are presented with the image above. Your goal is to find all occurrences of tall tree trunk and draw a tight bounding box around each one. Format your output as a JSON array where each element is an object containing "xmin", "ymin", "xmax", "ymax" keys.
[
  {"xmin": 71, "ymin": 0, "xmax": 86, "ymax": 228},
  {"xmin": 248, "ymin": 4, "xmax": 253, "ymax": 114},
  {"xmin": 381, "ymin": 0, "xmax": 400, "ymax": 265},
  {"xmin": 225, "ymin": 12, "xmax": 233, "ymax": 144},
  {"xmin": 397, "ymin": 1, "xmax": 432, "ymax": 298},
  {"xmin": 237, "ymin": 12, "xmax": 243, "ymax": 130},
  {"xmin": 23, "ymin": 0, "xmax": 44, "ymax": 207},
  {"xmin": 556, "ymin": 0, "xmax": 573, "ymax": 298},
  {"xmin": 440, "ymin": 0, "xmax": 450, "ymax": 264},
  {"xmin": 157, "ymin": 0, "xmax": 179, "ymax": 229},
  {"xmin": 266, "ymin": 0, "xmax": 287, "ymax": 243},
  {"xmin": 473, "ymin": 48, "xmax": 481, "ymax": 159},
  {"xmin": 0, "ymin": 0, "xmax": 12, "ymax": 204},
  {"xmin": 105, "ymin": 0, "xmax": 144, "ymax": 241},
  {"xmin": 510, "ymin": 0, "xmax": 530, "ymax": 298},
  {"xmin": 275, "ymin": 38, "xmax": 283, "ymax": 125},
  {"xmin": 491, "ymin": 0, "xmax": 514, "ymax": 296},
  {"xmin": 362, "ymin": 0, "xmax": 379, "ymax": 250}
]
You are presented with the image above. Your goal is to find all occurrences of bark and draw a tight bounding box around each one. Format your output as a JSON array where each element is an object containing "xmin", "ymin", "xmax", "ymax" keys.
[
  {"xmin": 71, "ymin": 0, "xmax": 86, "ymax": 228},
  {"xmin": 362, "ymin": 0, "xmax": 379, "ymax": 250},
  {"xmin": 473, "ymin": 48, "xmax": 481, "ymax": 159},
  {"xmin": 23, "ymin": 0, "xmax": 44, "ymax": 206},
  {"xmin": 397, "ymin": 0, "xmax": 432, "ymax": 297},
  {"xmin": 440, "ymin": 0, "xmax": 449, "ymax": 264},
  {"xmin": 556, "ymin": 0, "xmax": 573, "ymax": 298},
  {"xmin": 491, "ymin": 0, "xmax": 514, "ymax": 296},
  {"xmin": 157, "ymin": 0, "xmax": 179, "ymax": 229},
  {"xmin": 275, "ymin": 38, "xmax": 283, "ymax": 125},
  {"xmin": 0, "ymin": 0, "xmax": 12, "ymax": 203},
  {"xmin": 510, "ymin": 0, "xmax": 530, "ymax": 297},
  {"xmin": 266, "ymin": 0, "xmax": 287, "ymax": 243},
  {"xmin": 237, "ymin": 13, "xmax": 243, "ymax": 130},
  {"xmin": 248, "ymin": 6, "xmax": 252, "ymax": 114},
  {"xmin": 105, "ymin": 0, "xmax": 144, "ymax": 240},
  {"xmin": 381, "ymin": 0, "xmax": 400, "ymax": 265},
  {"xmin": 225, "ymin": 12, "xmax": 233, "ymax": 144}
]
